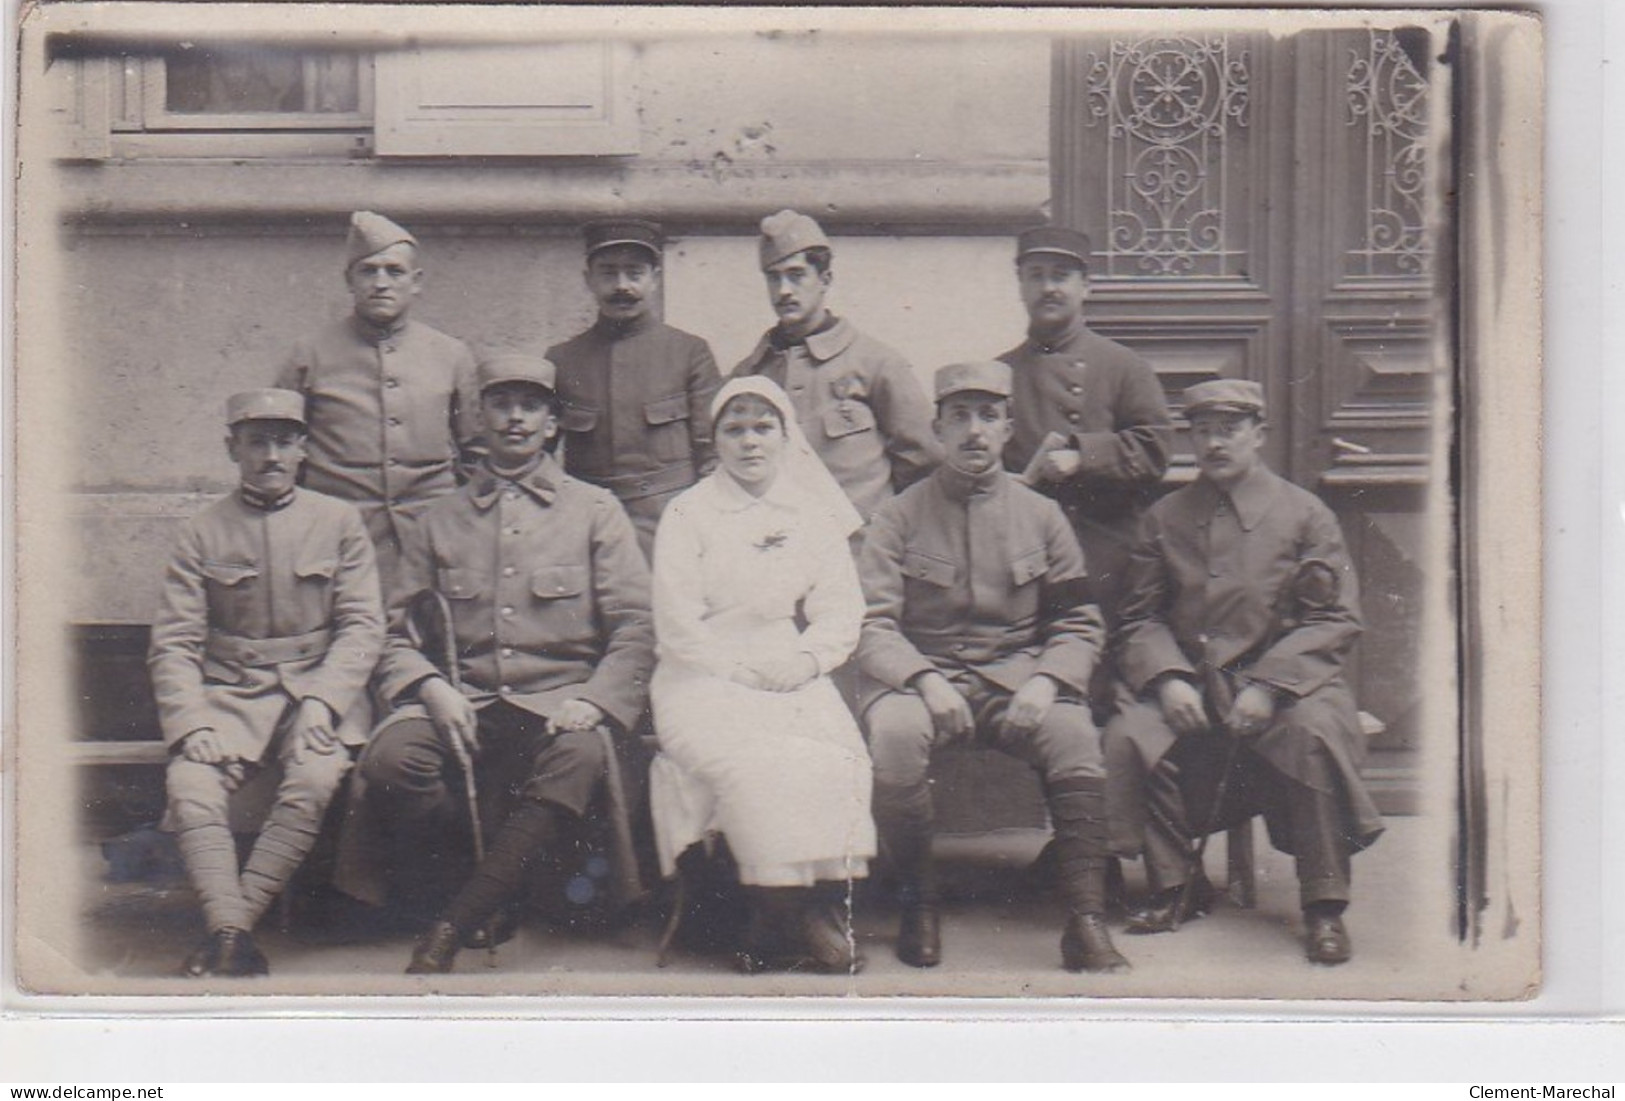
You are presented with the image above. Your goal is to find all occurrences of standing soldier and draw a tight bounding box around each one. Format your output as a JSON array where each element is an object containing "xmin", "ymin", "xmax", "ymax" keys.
[
  {"xmin": 352, "ymin": 355, "xmax": 655, "ymax": 975},
  {"xmin": 1107, "ymin": 379, "xmax": 1384, "ymax": 965},
  {"xmin": 997, "ymin": 226, "xmax": 1173, "ymax": 627},
  {"xmin": 855, "ymin": 361, "xmax": 1128, "ymax": 975},
  {"xmin": 548, "ymin": 218, "xmax": 723, "ymax": 561},
  {"xmin": 274, "ymin": 210, "xmax": 480, "ymax": 594},
  {"xmin": 731, "ymin": 209, "xmax": 938, "ymax": 523},
  {"xmin": 149, "ymin": 390, "xmax": 384, "ymax": 977}
]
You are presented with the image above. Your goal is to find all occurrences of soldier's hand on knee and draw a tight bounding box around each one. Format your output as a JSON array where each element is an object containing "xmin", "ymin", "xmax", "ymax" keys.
[
  {"xmin": 549, "ymin": 698, "xmax": 605, "ymax": 734},
  {"xmin": 1001, "ymin": 674, "xmax": 1059, "ymax": 738},
  {"xmin": 913, "ymin": 671, "xmax": 974, "ymax": 741},
  {"xmin": 421, "ymin": 676, "xmax": 480, "ymax": 758},
  {"xmin": 181, "ymin": 728, "xmax": 226, "ymax": 764},
  {"xmin": 1156, "ymin": 676, "xmax": 1208, "ymax": 737},
  {"xmin": 294, "ymin": 697, "xmax": 339, "ymax": 762},
  {"xmin": 1224, "ymin": 683, "xmax": 1278, "ymax": 739}
]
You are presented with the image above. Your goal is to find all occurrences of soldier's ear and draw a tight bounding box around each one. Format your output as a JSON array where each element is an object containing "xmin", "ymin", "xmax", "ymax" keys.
[{"xmin": 224, "ymin": 431, "xmax": 240, "ymax": 463}]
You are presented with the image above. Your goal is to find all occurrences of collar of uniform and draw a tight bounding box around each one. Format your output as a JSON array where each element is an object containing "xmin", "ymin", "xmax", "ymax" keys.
[
  {"xmin": 1026, "ymin": 312, "xmax": 1088, "ymax": 355},
  {"xmin": 349, "ymin": 313, "xmax": 409, "ymax": 346},
  {"xmin": 709, "ymin": 467, "xmax": 800, "ymax": 515},
  {"xmin": 592, "ymin": 311, "xmax": 655, "ymax": 341},
  {"xmin": 935, "ymin": 462, "xmax": 1006, "ymax": 503},
  {"xmin": 238, "ymin": 484, "xmax": 297, "ymax": 512},
  {"xmin": 469, "ymin": 452, "xmax": 561, "ymax": 510},
  {"xmin": 798, "ymin": 315, "xmax": 855, "ymax": 362},
  {"xmin": 1196, "ymin": 463, "xmax": 1278, "ymax": 531}
]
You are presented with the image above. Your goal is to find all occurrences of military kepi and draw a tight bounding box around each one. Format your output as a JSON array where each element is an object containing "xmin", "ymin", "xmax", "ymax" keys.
[
  {"xmin": 478, "ymin": 355, "xmax": 558, "ymax": 395},
  {"xmin": 583, "ymin": 218, "xmax": 664, "ymax": 261},
  {"xmin": 1016, "ymin": 225, "xmax": 1092, "ymax": 269},
  {"xmin": 934, "ymin": 361, "xmax": 1014, "ymax": 402},
  {"xmin": 346, "ymin": 211, "xmax": 418, "ymax": 266},
  {"xmin": 1182, "ymin": 378, "xmax": 1266, "ymax": 418},
  {"xmin": 227, "ymin": 388, "xmax": 306, "ymax": 427},
  {"xmin": 759, "ymin": 209, "xmax": 832, "ymax": 270}
]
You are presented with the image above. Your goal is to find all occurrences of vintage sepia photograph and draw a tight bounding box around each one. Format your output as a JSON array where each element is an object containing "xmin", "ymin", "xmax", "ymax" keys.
[{"xmin": 9, "ymin": 3, "xmax": 1541, "ymax": 1003}]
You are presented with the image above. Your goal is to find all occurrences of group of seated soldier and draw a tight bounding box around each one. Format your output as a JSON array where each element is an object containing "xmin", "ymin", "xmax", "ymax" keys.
[{"xmin": 144, "ymin": 208, "xmax": 1383, "ymax": 980}]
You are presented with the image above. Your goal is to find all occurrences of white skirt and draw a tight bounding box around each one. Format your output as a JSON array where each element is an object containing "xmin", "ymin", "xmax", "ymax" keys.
[{"xmin": 650, "ymin": 662, "xmax": 876, "ymax": 887}]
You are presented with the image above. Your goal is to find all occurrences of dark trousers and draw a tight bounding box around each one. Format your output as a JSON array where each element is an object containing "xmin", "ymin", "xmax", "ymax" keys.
[
  {"xmin": 866, "ymin": 670, "xmax": 1109, "ymax": 915},
  {"xmin": 1137, "ymin": 732, "xmax": 1352, "ymax": 909},
  {"xmin": 359, "ymin": 701, "xmax": 607, "ymax": 919}
]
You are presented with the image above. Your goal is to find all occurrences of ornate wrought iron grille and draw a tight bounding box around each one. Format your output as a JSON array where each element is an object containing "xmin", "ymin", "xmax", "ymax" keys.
[
  {"xmin": 1082, "ymin": 36, "xmax": 1251, "ymax": 279},
  {"xmin": 1345, "ymin": 28, "xmax": 1432, "ymax": 278}
]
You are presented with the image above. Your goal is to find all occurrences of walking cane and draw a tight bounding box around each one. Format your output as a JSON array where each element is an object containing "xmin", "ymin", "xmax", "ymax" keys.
[
  {"xmin": 1168, "ymin": 654, "xmax": 1239, "ymax": 932},
  {"xmin": 404, "ymin": 588, "xmax": 495, "ymax": 964}
]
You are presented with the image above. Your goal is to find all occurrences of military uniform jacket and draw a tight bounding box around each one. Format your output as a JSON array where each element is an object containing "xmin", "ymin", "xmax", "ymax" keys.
[
  {"xmin": 548, "ymin": 315, "xmax": 722, "ymax": 503},
  {"xmin": 732, "ymin": 317, "xmax": 939, "ymax": 521},
  {"xmin": 147, "ymin": 488, "xmax": 385, "ymax": 759},
  {"xmin": 855, "ymin": 465, "xmax": 1106, "ymax": 712},
  {"xmin": 373, "ymin": 452, "xmax": 655, "ymax": 731},
  {"xmin": 275, "ymin": 315, "xmax": 481, "ymax": 526},
  {"xmin": 998, "ymin": 315, "xmax": 1173, "ymax": 533}
]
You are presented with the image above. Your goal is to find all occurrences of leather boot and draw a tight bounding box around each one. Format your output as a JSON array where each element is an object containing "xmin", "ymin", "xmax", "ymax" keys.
[
  {"xmin": 182, "ymin": 935, "xmax": 220, "ymax": 978},
  {"xmin": 797, "ymin": 892, "xmax": 864, "ymax": 975},
  {"xmin": 881, "ymin": 823, "xmax": 940, "ymax": 968},
  {"xmin": 1061, "ymin": 912, "xmax": 1130, "ymax": 974},
  {"xmin": 1049, "ymin": 775, "xmax": 1130, "ymax": 974},
  {"xmin": 735, "ymin": 887, "xmax": 797, "ymax": 974},
  {"xmin": 406, "ymin": 921, "xmax": 462, "ymax": 975},
  {"xmin": 1304, "ymin": 904, "xmax": 1352, "ymax": 965},
  {"xmin": 211, "ymin": 927, "xmax": 270, "ymax": 978},
  {"xmin": 896, "ymin": 904, "xmax": 941, "ymax": 969},
  {"xmin": 460, "ymin": 906, "xmax": 521, "ymax": 950},
  {"xmin": 1125, "ymin": 874, "xmax": 1215, "ymax": 935}
]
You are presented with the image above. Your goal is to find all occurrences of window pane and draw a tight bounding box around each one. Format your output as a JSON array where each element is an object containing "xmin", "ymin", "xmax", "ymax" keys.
[{"xmin": 164, "ymin": 47, "xmax": 358, "ymax": 114}]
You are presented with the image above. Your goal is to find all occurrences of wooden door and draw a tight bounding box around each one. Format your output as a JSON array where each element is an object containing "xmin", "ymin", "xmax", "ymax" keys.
[{"xmin": 1053, "ymin": 27, "xmax": 1449, "ymax": 809}]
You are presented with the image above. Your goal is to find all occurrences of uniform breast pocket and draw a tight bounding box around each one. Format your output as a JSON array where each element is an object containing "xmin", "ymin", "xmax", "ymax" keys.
[
  {"xmin": 1011, "ymin": 547, "xmax": 1049, "ymax": 587},
  {"xmin": 529, "ymin": 564, "xmax": 591, "ymax": 639},
  {"xmin": 821, "ymin": 400, "xmax": 877, "ymax": 440},
  {"xmin": 560, "ymin": 403, "xmax": 599, "ymax": 435},
  {"xmin": 200, "ymin": 560, "xmax": 260, "ymax": 618},
  {"xmin": 436, "ymin": 567, "xmax": 487, "ymax": 602},
  {"xmin": 902, "ymin": 549, "xmax": 956, "ymax": 589},
  {"xmin": 643, "ymin": 393, "xmax": 692, "ymax": 462},
  {"xmin": 530, "ymin": 564, "xmax": 588, "ymax": 601}
]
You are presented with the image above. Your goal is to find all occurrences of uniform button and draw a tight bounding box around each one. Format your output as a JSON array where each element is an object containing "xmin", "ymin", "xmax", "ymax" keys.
[
  {"xmin": 387, "ymin": 417, "xmax": 401, "ymax": 427},
  {"xmin": 1068, "ymin": 384, "xmax": 1082, "ymax": 394},
  {"xmin": 384, "ymin": 344, "xmax": 396, "ymax": 354},
  {"xmin": 1072, "ymin": 360, "xmax": 1085, "ymax": 369},
  {"xmin": 508, "ymin": 528, "xmax": 522, "ymax": 536},
  {"xmin": 499, "ymin": 685, "xmax": 512, "ymax": 695},
  {"xmin": 387, "ymin": 458, "xmax": 400, "ymax": 466},
  {"xmin": 501, "ymin": 606, "xmax": 515, "ymax": 617},
  {"xmin": 501, "ymin": 647, "xmax": 515, "ymax": 658},
  {"xmin": 1067, "ymin": 412, "xmax": 1081, "ymax": 423},
  {"xmin": 385, "ymin": 377, "xmax": 400, "ymax": 388},
  {"xmin": 503, "ymin": 566, "xmax": 517, "ymax": 577}
]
